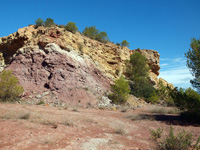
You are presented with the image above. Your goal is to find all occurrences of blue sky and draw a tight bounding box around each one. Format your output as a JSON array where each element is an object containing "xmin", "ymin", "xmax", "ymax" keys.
[{"xmin": 1, "ymin": 0, "xmax": 200, "ymax": 89}]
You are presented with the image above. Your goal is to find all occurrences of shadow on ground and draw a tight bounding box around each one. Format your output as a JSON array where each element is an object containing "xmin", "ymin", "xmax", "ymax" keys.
[{"xmin": 127, "ymin": 113, "xmax": 200, "ymax": 127}]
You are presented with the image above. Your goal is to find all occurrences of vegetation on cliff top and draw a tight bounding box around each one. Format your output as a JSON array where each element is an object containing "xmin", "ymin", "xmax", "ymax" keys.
[
  {"xmin": 34, "ymin": 18, "xmax": 133, "ymax": 45},
  {"xmin": 65, "ymin": 22, "xmax": 78, "ymax": 34},
  {"xmin": 82, "ymin": 26, "xmax": 109, "ymax": 43}
]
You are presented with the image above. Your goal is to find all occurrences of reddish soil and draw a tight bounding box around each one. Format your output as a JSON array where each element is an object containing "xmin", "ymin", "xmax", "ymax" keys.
[{"xmin": 0, "ymin": 104, "xmax": 199, "ymax": 150}]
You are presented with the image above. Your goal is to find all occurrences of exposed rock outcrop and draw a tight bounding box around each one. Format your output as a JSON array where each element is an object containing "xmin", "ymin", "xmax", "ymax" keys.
[
  {"xmin": 0, "ymin": 25, "xmax": 130, "ymax": 79},
  {"xmin": 7, "ymin": 43, "xmax": 111, "ymax": 105},
  {"xmin": 0, "ymin": 25, "xmax": 173, "ymax": 105}
]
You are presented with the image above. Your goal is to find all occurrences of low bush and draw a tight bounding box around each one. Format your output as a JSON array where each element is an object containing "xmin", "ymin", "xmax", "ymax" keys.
[
  {"xmin": 82, "ymin": 26, "xmax": 98, "ymax": 39},
  {"xmin": 65, "ymin": 22, "xmax": 78, "ymax": 33},
  {"xmin": 44, "ymin": 18, "xmax": 55, "ymax": 27},
  {"xmin": 148, "ymin": 106, "xmax": 180, "ymax": 114},
  {"xmin": 0, "ymin": 70, "xmax": 24, "ymax": 102},
  {"xmin": 82, "ymin": 26, "xmax": 109, "ymax": 43},
  {"xmin": 35, "ymin": 18, "xmax": 44, "ymax": 28},
  {"xmin": 156, "ymin": 81, "xmax": 174, "ymax": 106},
  {"xmin": 58, "ymin": 24, "xmax": 65, "ymax": 28},
  {"xmin": 116, "ymin": 42, "xmax": 121, "ymax": 46},
  {"xmin": 151, "ymin": 125, "xmax": 200, "ymax": 150},
  {"xmin": 146, "ymin": 90, "xmax": 159, "ymax": 104},
  {"xmin": 121, "ymin": 40, "xmax": 129, "ymax": 47},
  {"xmin": 128, "ymin": 114, "xmax": 155, "ymax": 121},
  {"xmin": 150, "ymin": 128, "xmax": 163, "ymax": 140},
  {"xmin": 170, "ymin": 87, "xmax": 200, "ymax": 121},
  {"xmin": 129, "ymin": 78, "xmax": 155, "ymax": 99},
  {"xmin": 108, "ymin": 76, "xmax": 130, "ymax": 104},
  {"xmin": 95, "ymin": 31, "xmax": 109, "ymax": 43}
]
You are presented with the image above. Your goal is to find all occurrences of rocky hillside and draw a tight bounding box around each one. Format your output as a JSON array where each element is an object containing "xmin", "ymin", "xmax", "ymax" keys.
[
  {"xmin": 0, "ymin": 25, "xmax": 172, "ymax": 105},
  {"xmin": 0, "ymin": 25, "xmax": 130, "ymax": 79}
]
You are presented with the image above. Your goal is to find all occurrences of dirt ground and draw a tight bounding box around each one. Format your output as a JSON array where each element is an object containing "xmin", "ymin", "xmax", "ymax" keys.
[{"xmin": 0, "ymin": 103, "xmax": 199, "ymax": 150}]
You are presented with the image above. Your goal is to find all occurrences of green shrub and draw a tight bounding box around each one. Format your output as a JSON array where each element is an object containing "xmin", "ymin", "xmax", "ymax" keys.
[
  {"xmin": 121, "ymin": 40, "xmax": 129, "ymax": 47},
  {"xmin": 83, "ymin": 26, "xmax": 99, "ymax": 39},
  {"xmin": 129, "ymin": 77, "xmax": 155, "ymax": 99},
  {"xmin": 65, "ymin": 22, "xmax": 78, "ymax": 33},
  {"xmin": 171, "ymin": 87, "xmax": 200, "ymax": 120},
  {"xmin": 95, "ymin": 31, "xmax": 109, "ymax": 43},
  {"xmin": 0, "ymin": 70, "xmax": 24, "ymax": 102},
  {"xmin": 44, "ymin": 18, "xmax": 55, "ymax": 27},
  {"xmin": 58, "ymin": 24, "xmax": 65, "ymax": 28},
  {"xmin": 126, "ymin": 52, "xmax": 149, "ymax": 80},
  {"xmin": 116, "ymin": 42, "xmax": 121, "ymax": 46},
  {"xmin": 146, "ymin": 90, "xmax": 159, "ymax": 104},
  {"xmin": 152, "ymin": 125, "xmax": 200, "ymax": 150},
  {"xmin": 126, "ymin": 52, "xmax": 155, "ymax": 99},
  {"xmin": 82, "ymin": 26, "xmax": 109, "ymax": 43},
  {"xmin": 156, "ymin": 81, "xmax": 174, "ymax": 106},
  {"xmin": 150, "ymin": 128, "xmax": 163, "ymax": 140},
  {"xmin": 35, "ymin": 18, "xmax": 44, "ymax": 28},
  {"xmin": 108, "ymin": 76, "xmax": 130, "ymax": 104}
]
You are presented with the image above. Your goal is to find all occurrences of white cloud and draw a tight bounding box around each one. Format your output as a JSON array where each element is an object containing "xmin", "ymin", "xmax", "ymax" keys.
[
  {"xmin": 159, "ymin": 57, "xmax": 193, "ymax": 89},
  {"xmin": 160, "ymin": 58, "xmax": 170, "ymax": 61},
  {"xmin": 173, "ymin": 58, "xmax": 186, "ymax": 63},
  {"xmin": 160, "ymin": 63, "xmax": 168, "ymax": 67}
]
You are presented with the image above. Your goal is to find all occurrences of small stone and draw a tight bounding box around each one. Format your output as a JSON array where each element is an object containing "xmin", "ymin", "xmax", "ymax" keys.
[
  {"xmin": 42, "ymin": 91, "xmax": 49, "ymax": 96},
  {"xmin": 35, "ymin": 94, "xmax": 42, "ymax": 99}
]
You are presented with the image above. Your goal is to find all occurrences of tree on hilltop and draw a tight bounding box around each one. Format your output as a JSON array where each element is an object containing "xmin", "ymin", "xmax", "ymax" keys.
[
  {"xmin": 95, "ymin": 31, "xmax": 109, "ymax": 43},
  {"xmin": 35, "ymin": 18, "xmax": 44, "ymax": 27},
  {"xmin": 65, "ymin": 22, "xmax": 78, "ymax": 34},
  {"xmin": 44, "ymin": 18, "xmax": 55, "ymax": 27},
  {"xmin": 83, "ymin": 26, "xmax": 99, "ymax": 39},
  {"xmin": 121, "ymin": 40, "xmax": 129, "ymax": 47},
  {"xmin": 82, "ymin": 26, "xmax": 109, "ymax": 43}
]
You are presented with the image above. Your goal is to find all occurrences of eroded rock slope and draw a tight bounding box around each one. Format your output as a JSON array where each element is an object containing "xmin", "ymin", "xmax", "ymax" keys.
[
  {"xmin": 7, "ymin": 43, "xmax": 110, "ymax": 105},
  {"xmin": 0, "ymin": 25, "xmax": 172, "ymax": 104}
]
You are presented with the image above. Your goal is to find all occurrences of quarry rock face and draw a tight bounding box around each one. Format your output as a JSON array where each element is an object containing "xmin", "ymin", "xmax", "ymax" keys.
[
  {"xmin": 7, "ymin": 43, "xmax": 110, "ymax": 105},
  {"xmin": 0, "ymin": 25, "xmax": 172, "ymax": 104}
]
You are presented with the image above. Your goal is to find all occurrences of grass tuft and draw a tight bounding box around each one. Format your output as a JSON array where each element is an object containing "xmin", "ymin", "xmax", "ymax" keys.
[
  {"xmin": 128, "ymin": 114, "xmax": 155, "ymax": 121},
  {"xmin": 148, "ymin": 106, "xmax": 180, "ymax": 115}
]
